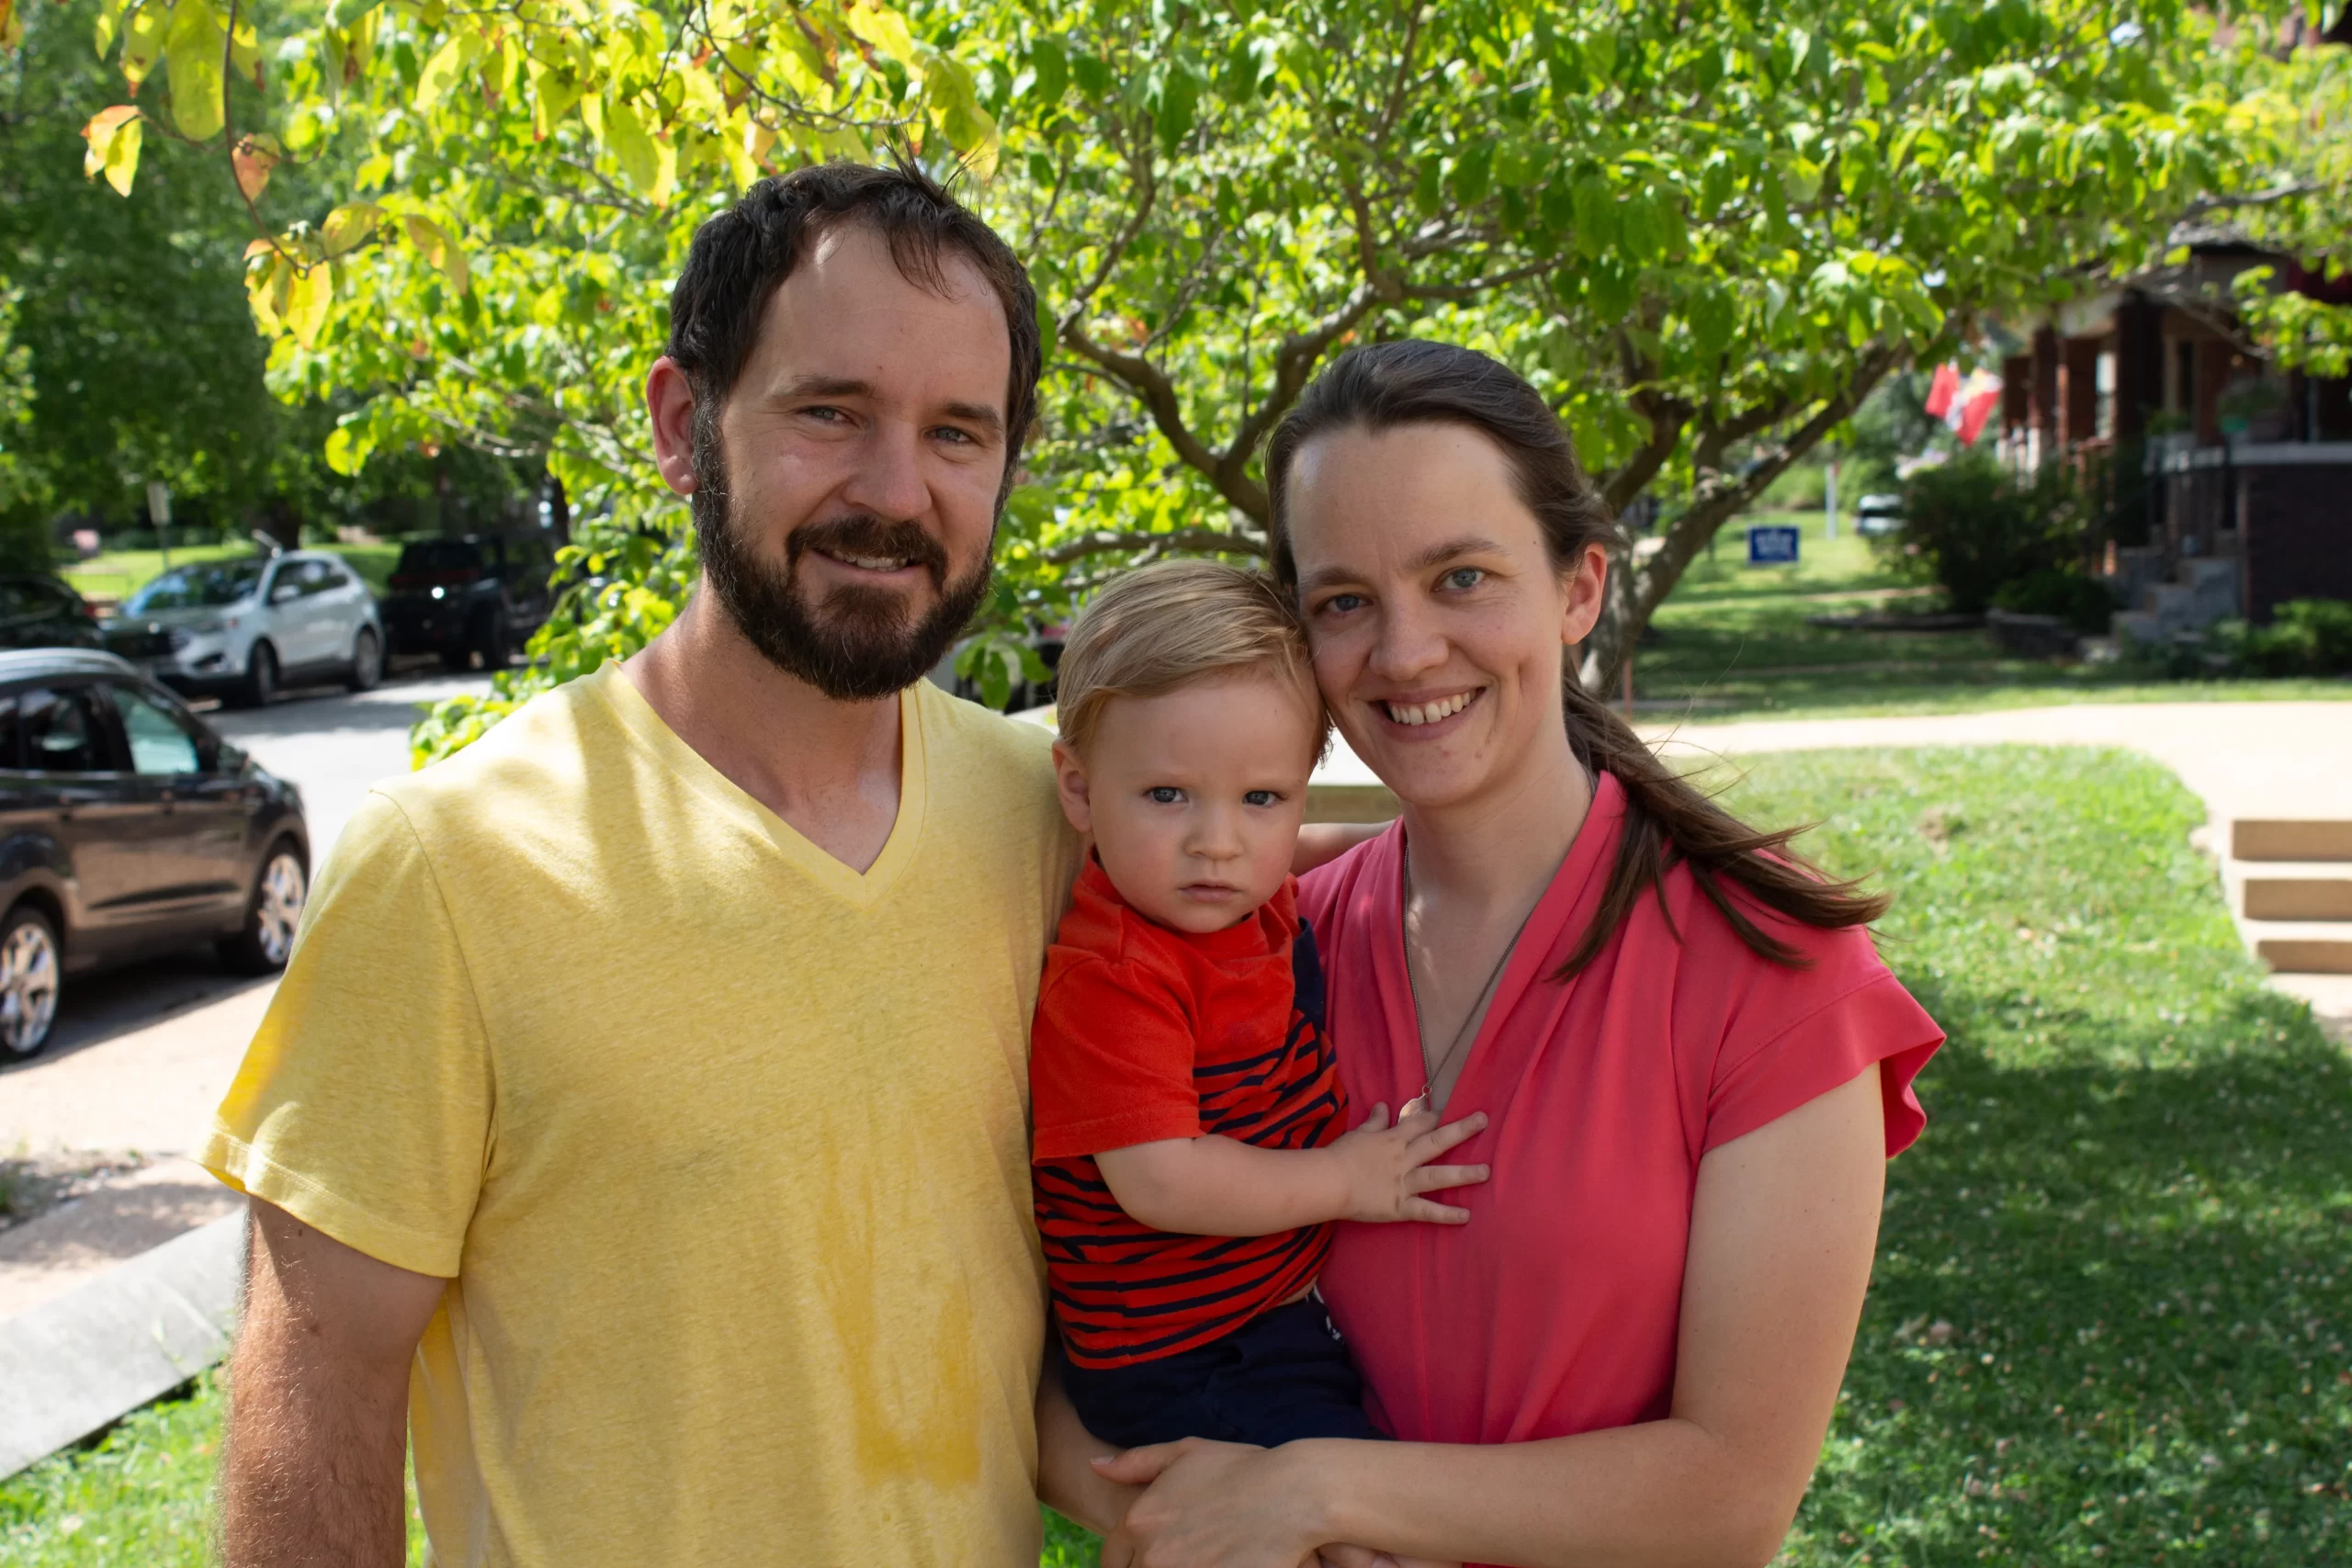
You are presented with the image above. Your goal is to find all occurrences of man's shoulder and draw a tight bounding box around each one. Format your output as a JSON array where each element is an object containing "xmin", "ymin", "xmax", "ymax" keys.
[
  {"xmin": 368, "ymin": 672, "xmax": 613, "ymax": 834},
  {"xmin": 916, "ymin": 680, "xmax": 1057, "ymax": 780}
]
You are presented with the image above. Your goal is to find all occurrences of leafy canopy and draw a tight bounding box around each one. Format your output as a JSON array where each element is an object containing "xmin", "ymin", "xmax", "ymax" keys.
[{"xmin": 27, "ymin": 0, "xmax": 2348, "ymax": 744}]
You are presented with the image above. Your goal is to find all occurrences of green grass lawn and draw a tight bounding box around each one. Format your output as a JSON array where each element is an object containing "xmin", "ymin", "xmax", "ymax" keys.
[
  {"xmin": 1635, "ymin": 511, "xmax": 2352, "ymax": 718},
  {"xmin": 6, "ymin": 748, "xmax": 2345, "ymax": 1565},
  {"xmin": 56, "ymin": 540, "xmax": 405, "ymax": 607}
]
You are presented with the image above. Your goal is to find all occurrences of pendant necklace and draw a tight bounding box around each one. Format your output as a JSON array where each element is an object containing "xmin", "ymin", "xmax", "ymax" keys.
[{"xmin": 1398, "ymin": 843, "xmax": 1542, "ymax": 1120}]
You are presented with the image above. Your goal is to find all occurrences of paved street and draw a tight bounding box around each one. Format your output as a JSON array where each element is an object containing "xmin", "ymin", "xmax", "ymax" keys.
[
  {"xmin": 207, "ymin": 665, "xmax": 493, "ymax": 874},
  {"xmin": 0, "ymin": 669, "xmax": 490, "ymax": 1310}
]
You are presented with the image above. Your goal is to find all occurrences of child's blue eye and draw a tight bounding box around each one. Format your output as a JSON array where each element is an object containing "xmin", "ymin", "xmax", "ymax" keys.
[
  {"xmin": 1147, "ymin": 786, "xmax": 1183, "ymax": 804},
  {"xmin": 1243, "ymin": 790, "xmax": 1280, "ymax": 807}
]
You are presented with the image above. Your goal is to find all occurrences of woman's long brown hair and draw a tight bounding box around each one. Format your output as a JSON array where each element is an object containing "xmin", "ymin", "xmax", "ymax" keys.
[{"xmin": 1263, "ymin": 340, "xmax": 1890, "ymax": 978}]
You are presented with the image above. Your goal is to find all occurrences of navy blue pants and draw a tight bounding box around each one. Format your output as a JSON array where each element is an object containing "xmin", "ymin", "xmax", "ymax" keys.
[{"xmin": 1061, "ymin": 1298, "xmax": 1388, "ymax": 1450}]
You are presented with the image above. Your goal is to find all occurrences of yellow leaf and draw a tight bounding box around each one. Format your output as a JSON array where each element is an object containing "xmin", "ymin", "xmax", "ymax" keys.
[
  {"xmin": 120, "ymin": 0, "xmax": 165, "ymax": 89},
  {"xmin": 401, "ymin": 215, "xmax": 469, "ymax": 295},
  {"xmin": 531, "ymin": 61, "xmax": 585, "ymax": 138},
  {"xmin": 232, "ymin": 131, "xmax": 278, "ymax": 200},
  {"xmin": 93, "ymin": 0, "xmax": 124, "ymax": 59},
  {"xmin": 284, "ymin": 262, "xmax": 333, "ymax": 349},
  {"xmin": 320, "ymin": 201, "xmax": 381, "ymax": 256},
  {"xmin": 243, "ymin": 249, "xmax": 287, "ymax": 334},
  {"xmin": 844, "ymin": 3, "xmax": 918, "ymax": 72},
  {"xmin": 1, "ymin": 0, "xmax": 19, "ymax": 51},
  {"xmin": 413, "ymin": 28, "xmax": 483, "ymax": 116},
  {"xmin": 603, "ymin": 95, "xmax": 660, "ymax": 197},
  {"xmin": 229, "ymin": 16, "xmax": 259, "ymax": 88},
  {"xmin": 720, "ymin": 113, "xmax": 756, "ymax": 191},
  {"xmin": 164, "ymin": 0, "xmax": 224, "ymax": 141},
  {"xmin": 81, "ymin": 106, "xmax": 143, "ymax": 196}
]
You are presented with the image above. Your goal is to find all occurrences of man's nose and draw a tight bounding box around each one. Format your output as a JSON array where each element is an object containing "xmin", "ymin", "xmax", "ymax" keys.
[{"xmin": 839, "ymin": 419, "xmax": 933, "ymax": 522}]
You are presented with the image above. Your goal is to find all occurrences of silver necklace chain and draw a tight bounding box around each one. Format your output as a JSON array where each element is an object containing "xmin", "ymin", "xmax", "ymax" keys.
[{"xmin": 1399, "ymin": 843, "xmax": 1542, "ymax": 1118}]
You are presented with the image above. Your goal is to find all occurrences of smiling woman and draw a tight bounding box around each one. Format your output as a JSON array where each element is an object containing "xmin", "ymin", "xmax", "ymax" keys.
[{"xmin": 1083, "ymin": 343, "xmax": 1945, "ymax": 1568}]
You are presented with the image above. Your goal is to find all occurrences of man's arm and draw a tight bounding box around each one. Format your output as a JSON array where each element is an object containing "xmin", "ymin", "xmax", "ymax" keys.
[
  {"xmin": 1294, "ymin": 821, "xmax": 1387, "ymax": 874},
  {"xmin": 1094, "ymin": 1105, "xmax": 1488, "ymax": 1236},
  {"xmin": 220, "ymin": 1197, "xmax": 447, "ymax": 1568}
]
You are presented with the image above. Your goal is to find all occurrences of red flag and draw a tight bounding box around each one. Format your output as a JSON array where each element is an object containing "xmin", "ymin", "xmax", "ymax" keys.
[
  {"xmin": 1924, "ymin": 363, "xmax": 1961, "ymax": 421},
  {"xmin": 1956, "ymin": 386, "xmax": 2000, "ymax": 445}
]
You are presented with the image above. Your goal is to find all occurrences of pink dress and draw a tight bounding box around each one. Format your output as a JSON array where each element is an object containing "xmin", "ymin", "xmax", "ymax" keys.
[{"xmin": 1296, "ymin": 773, "xmax": 1942, "ymax": 1461}]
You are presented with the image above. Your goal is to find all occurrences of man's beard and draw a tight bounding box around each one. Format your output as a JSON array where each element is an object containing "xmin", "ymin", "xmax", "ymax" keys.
[{"xmin": 690, "ymin": 414, "xmax": 991, "ymax": 702}]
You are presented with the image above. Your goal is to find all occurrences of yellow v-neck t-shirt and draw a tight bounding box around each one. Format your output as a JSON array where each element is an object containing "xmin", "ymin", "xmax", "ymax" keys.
[{"xmin": 201, "ymin": 663, "xmax": 1080, "ymax": 1567}]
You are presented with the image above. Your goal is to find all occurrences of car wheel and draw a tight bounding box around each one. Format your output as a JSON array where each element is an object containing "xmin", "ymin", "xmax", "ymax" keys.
[
  {"xmin": 476, "ymin": 608, "xmax": 510, "ymax": 671},
  {"xmin": 346, "ymin": 626, "xmax": 383, "ymax": 693},
  {"xmin": 220, "ymin": 840, "xmax": 307, "ymax": 976},
  {"xmin": 0, "ymin": 904, "xmax": 61, "ymax": 1060},
  {"xmin": 234, "ymin": 641, "xmax": 279, "ymax": 708}
]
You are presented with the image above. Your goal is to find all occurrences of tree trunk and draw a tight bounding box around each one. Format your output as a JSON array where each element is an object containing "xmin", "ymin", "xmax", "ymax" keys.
[
  {"xmin": 1577, "ymin": 350, "xmax": 1902, "ymax": 694},
  {"xmin": 547, "ymin": 473, "xmax": 570, "ymax": 543}
]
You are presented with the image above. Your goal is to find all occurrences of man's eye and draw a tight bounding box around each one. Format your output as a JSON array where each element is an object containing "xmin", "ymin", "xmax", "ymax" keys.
[
  {"xmin": 802, "ymin": 405, "xmax": 849, "ymax": 423},
  {"xmin": 931, "ymin": 425, "xmax": 977, "ymax": 445},
  {"xmin": 1147, "ymin": 786, "xmax": 1183, "ymax": 805},
  {"xmin": 1442, "ymin": 567, "xmax": 1485, "ymax": 591},
  {"xmin": 1243, "ymin": 790, "xmax": 1280, "ymax": 807}
]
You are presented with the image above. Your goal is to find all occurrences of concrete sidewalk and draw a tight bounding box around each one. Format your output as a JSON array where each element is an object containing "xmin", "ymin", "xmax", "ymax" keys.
[{"xmin": 1314, "ymin": 699, "xmax": 2352, "ymax": 1036}]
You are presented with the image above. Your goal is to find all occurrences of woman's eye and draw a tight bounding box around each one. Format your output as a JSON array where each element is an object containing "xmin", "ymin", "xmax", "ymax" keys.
[
  {"xmin": 1147, "ymin": 786, "xmax": 1183, "ymax": 805},
  {"xmin": 1243, "ymin": 790, "xmax": 1280, "ymax": 807},
  {"xmin": 1318, "ymin": 592, "xmax": 1366, "ymax": 616},
  {"xmin": 1442, "ymin": 567, "xmax": 1485, "ymax": 592}
]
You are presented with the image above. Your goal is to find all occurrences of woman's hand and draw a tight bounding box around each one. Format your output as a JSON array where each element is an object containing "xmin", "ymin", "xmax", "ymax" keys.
[
  {"xmin": 1094, "ymin": 1439, "xmax": 1327, "ymax": 1568},
  {"xmin": 1094, "ymin": 1441, "xmax": 1461, "ymax": 1568}
]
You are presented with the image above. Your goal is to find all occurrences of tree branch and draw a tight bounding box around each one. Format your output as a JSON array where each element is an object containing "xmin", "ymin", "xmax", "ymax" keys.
[{"xmin": 1042, "ymin": 527, "xmax": 1267, "ymax": 565}]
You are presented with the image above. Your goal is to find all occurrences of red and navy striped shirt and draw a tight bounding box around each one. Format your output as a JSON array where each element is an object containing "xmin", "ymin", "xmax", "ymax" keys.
[{"xmin": 1031, "ymin": 861, "xmax": 1345, "ymax": 1369}]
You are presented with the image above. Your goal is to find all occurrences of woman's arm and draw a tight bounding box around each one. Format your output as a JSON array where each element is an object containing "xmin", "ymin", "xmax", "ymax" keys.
[{"xmin": 1099, "ymin": 1065, "xmax": 1887, "ymax": 1568}]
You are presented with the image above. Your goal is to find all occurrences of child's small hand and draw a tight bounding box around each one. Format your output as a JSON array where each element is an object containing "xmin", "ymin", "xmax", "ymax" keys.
[{"xmin": 1327, "ymin": 1103, "xmax": 1490, "ymax": 1224}]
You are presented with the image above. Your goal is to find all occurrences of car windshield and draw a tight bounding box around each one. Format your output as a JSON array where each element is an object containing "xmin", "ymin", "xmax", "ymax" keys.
[
  {"xmin": 396, "ymin": 541, "xmax": 483, "ymax": 574},
  {"xmin": 126, "ymin": 560, "xmax": 266, "ymax": 613}
]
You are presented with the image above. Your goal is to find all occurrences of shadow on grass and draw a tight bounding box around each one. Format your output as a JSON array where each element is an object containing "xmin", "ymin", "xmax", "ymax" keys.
[{"xmin": 1798, "ymin": 984, "xmax": 2352, "ymax": 1566}]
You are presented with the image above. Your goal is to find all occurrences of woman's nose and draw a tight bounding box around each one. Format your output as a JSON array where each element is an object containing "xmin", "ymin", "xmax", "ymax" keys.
[{"xmin": 1368, "ymin": 602, "xmax": 1448, "ymax": 682}]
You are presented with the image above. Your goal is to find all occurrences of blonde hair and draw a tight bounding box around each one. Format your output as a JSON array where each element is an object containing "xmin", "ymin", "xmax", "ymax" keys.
[{"xmin": 1054, "ymin": 561, "xmax": 1329, "ymax": 760}]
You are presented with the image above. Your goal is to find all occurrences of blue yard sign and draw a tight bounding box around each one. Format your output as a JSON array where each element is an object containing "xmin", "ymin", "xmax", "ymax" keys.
[{"xmin": 1747, "ymin": 525, "xmax": 1801, "ymax": 566}]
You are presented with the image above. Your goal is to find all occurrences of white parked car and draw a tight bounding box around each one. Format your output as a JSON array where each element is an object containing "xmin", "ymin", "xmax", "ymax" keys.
[
  {"xmin": 1854, "ymin": 493, "xmax": 1905, "ymax": 538},
  {"xmin": 106, "ymin": 550, "xmax": 385, "ymax": 706}
]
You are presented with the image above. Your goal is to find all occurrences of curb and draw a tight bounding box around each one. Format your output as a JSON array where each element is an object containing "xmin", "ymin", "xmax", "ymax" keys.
[{"xmin": 0, "ymin": 1211, "xmax": 244, "ymax": 1480}]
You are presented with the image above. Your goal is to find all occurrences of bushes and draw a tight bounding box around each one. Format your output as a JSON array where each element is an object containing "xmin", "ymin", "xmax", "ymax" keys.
[
  {"xmin": 1990, "ymin": 567, "xmax": 2116, "ymax": 634},
  {"xmin": 2223, "ymin": 599, "xmax": 2352, "ymax": 676},
  {"xmin": 1884, "ymin": 453, "xmax": 2087, "ymax": 615}
]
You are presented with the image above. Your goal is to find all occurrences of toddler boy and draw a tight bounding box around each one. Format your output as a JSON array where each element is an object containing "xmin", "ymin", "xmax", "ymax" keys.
[{"xmin": 1032, "ymin": 560, "xmax": 1489, "ymax": 1450}]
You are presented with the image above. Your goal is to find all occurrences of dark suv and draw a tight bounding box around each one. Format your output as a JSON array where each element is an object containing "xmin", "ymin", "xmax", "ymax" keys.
[
  {"xmin": 0, "ymin": 649, "xmax": 308, "ymax": 1059},
  {"xmin": 0, "ymin": 575, "xmax": 104, "ymax": 651},
  {"xmin": 378, "ymin": 534, "xmax": 557, "ymax": 670}
]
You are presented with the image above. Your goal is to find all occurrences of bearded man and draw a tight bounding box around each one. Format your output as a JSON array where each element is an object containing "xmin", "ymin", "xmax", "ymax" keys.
[{"xmin": 201, "ymin": 164, "xmax": 1128, "ymax": 1567}]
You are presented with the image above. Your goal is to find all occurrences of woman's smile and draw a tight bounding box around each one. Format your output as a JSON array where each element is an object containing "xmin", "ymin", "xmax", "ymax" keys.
[{"xmin": 1374, "ymin": 686, "xmax": 1487, "ymax": 731}]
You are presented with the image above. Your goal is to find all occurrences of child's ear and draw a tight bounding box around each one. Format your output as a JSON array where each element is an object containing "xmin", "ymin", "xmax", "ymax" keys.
[{"xmin": 1050, "ymin": 739, "xmax": 1094, "ymax": 835}]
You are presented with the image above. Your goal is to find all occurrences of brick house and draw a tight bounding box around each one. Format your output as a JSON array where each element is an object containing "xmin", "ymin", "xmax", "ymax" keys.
[{"xmin": 1994, "ymin": 233, "xmax": 2352, "ymax": 639}]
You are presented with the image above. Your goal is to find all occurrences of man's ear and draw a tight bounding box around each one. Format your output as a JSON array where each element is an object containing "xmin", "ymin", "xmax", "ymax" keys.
[
  {"xmin": 1051, "ymin": 739, "xmax": 1093, "ymax": 836},
  {"xmin": 647, "ymin": 356, "xmax": 701, "ymax": 498}
]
